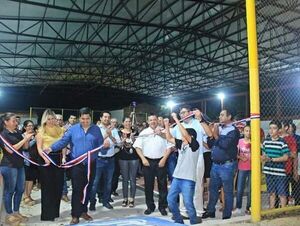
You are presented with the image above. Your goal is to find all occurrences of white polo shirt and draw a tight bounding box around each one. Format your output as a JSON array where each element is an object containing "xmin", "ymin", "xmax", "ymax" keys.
[{"xmin": 133, "ymin": 127, "xmax": 169, "ymax": 159}]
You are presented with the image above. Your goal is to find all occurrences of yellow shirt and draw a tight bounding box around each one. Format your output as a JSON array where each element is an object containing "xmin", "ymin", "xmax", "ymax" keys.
[{"xmin": 39, "ymin": 126, "xmax": 64, "ymax": 149}]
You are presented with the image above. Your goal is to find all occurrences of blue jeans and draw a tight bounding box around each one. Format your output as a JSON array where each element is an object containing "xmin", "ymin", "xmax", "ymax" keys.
[
  {"xmin": 167, "ymin": 152, "xmax": 177, "ymax": 182},
  {"xmin": 167, "ymin": 178, "xmax": 197, "ymax": 224},
  {"xmin": 236, "ymin": 170, "xmax": 251, "ymax": 210},
  {"xmin": 90, "ymin": 157, "xmax": 115, "ymax": 205},
  {"xmin": 207, "ymin": 161, "xmax": 236, "ymax": 219},
  {"xmin": 0, "ymin": 166, "xmax": 25, "ymax": 214}
]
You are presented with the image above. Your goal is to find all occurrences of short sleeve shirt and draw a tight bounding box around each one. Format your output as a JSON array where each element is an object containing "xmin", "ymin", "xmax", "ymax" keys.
[
  {"xmin": 0, "ymin": 129, "xmax": 24, "ymax": 168},
  {"xmin": 172, "ymin": 138, "xmax": 199, "ymax": 182}
]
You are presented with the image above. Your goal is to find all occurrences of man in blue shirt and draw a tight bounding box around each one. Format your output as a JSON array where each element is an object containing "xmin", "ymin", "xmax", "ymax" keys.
[
  {"xmin": 89, "ymin": 111, "xmax": 121, "ymax": 210},
  {"xmin": 203, "ymin": 108, "xmax": 240, "ymax": 220},
  {"xmin": 47, "ymin": 107, "xmax": 107, "ymax": 225}
]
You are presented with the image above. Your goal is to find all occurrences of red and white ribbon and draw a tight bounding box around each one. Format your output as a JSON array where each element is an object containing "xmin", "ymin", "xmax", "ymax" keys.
[
  {"xmin": 0, "ymin": 134, "xmax": 49, "ymax": 167},
  {"xmin": 0, "ymin": 134, "xmax": 104, "ymax": 204},
  {"xmin": 81, "ymin": 150, "xmax": 91, "ymax": 204}
]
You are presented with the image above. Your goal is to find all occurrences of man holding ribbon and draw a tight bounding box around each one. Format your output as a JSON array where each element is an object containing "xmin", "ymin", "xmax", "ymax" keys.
[
  {"xmin": 46, "ymin": 107, "xmax": 109, "ymax": 225},
  {"xmin": 202, "ymin": 108, "xmax": 240, "ymax": 220}
]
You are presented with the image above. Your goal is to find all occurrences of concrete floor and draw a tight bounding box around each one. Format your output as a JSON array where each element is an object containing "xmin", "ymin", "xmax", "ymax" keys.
[{"xmin": 0, "ymin": 180, "xmax": 254, "ymax": 226}]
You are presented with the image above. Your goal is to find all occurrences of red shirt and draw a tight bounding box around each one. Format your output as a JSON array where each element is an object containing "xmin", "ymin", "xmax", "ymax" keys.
[{"xmin": 284, "ymin": 135, "xmax": 297, "ymax": 175}]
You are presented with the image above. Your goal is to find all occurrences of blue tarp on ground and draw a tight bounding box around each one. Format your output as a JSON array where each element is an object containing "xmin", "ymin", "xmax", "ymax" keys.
[{"xmin": 76, "ymin": 216, "xmax": 186, "ymax": 226}]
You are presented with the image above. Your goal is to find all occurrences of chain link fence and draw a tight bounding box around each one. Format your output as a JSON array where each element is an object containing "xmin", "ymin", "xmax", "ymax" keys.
[{"xmin": 257, "ymin": 0, "xmax": 300, "ymax": 212}]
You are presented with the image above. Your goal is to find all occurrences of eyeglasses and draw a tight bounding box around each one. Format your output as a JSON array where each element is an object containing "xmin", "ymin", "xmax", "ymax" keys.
[{"xmin": 179, "ymin": 110, "xmax": 188, "ymax": 115}]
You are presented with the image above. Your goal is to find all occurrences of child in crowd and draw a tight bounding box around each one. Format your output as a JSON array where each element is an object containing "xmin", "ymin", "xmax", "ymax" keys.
[
  {"xmin": 234, "ymin": 125, "xmax": 251, "ymax": 214},
  {"xmin": 164, "ymin": 113, "xmax": 202, "ymax": 225},
  {"xmin": 281, "ymin": 121, "xmax": 297, "ymax": 205},
  {"xmin": 261, "ymin": 120, "xmax": 290, "ymax": 208}
]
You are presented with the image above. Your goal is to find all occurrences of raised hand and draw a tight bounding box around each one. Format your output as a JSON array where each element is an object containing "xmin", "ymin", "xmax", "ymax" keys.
[
  {"xmin": 171, "ymin": 112, "xmax": 179, "ymax": 122},
  {"xmin": 163, "ymin": 118, "xmax": 170, "ymax": 127},
  {"xmin": 154, "ymin": 127, "xmax": 162, "ymax": 135},
  {"xmin": 24, "ymin": 132, "xmax": 34, "ymax": 141},
  {"xmin": 106, "ymin": 127, "xmax": 112, "ymax": 137},
  {"xmin": 103, "ymin": 139, "xmax": 110, "ymax": 149}
]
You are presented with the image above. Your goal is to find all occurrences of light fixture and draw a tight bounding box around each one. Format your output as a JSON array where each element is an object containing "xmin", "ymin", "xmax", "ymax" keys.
[
  {"xmin": 217, "ymin": 92, "xmax": 225, "ymax": 101},
  {"xmin": 166, "ymin": 100, "xmax": 176, "ymax": 112},
  {"xmin": 217, "ymin": 92, "xmax": 225, "ymax": 110}
]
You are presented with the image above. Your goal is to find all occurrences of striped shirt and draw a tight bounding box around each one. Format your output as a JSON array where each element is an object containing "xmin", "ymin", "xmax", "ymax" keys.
[{"xmin": 262, "ymin": 137, "xmax": 289, "ymax": 176}]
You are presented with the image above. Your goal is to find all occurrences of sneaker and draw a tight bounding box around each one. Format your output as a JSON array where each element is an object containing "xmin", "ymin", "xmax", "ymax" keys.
[
  {"xmin": 128, "ymin": 200, "xmax": 135, "ymax": 208},
  {"xmin": 195, "ymin": 216, "xmax": 202, "ymax": 224},
  {"xmin": 232, "ymin": 208, "xmax": 242, "ymax": 214},
  {"xmin": 122, "ymin": 200, "xmax": 128, "ymax": 207},
  {"xmin": 181, "ymin": 214, "xmax": 190, "ymax": 220},
  {"xmin": 202, "ymin": 211, "xmax": 215, "ymax": 219},
  {"xmin": 112, "ymin": 191, "xmax": 119, "ymax": 196},
  {"xmin": 103, "ymin": 203, "xmax": 113, "ymax": 209}
]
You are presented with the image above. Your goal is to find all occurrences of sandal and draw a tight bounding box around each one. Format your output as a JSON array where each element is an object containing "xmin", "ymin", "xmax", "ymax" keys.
[
  {"xmin": 24, "ymin": 197, "xmax": 35, "ymax": 206},
  {"xmin": 13, "ymin": 213, "xmax": 28, "ymax": 223},
  {"xmin": 122, "ymin": 200, "xmax": 128, "ymax": 207},
  {"xmin": 128, "ymin": 200, "xmax": 134, "ymax": 208},
  {"xmin": 5, "ymin": 215, "xmax": 21, "ymax": 226}
]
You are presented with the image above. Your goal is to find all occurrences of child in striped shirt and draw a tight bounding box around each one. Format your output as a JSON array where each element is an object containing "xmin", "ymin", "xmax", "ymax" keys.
[{"xmin": 261, "ymin": 120, "xmax": 289, "ymax": 208}]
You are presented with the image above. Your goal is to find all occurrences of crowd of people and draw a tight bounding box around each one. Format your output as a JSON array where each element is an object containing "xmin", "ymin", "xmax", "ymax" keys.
[{"xmin": 0, "ymin": 105, "xmax": 300, "ymax": 225}]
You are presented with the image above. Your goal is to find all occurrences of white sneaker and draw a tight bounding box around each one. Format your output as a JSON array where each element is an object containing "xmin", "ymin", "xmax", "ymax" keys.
[{"xmin": 232, "ymin": 208, "xmax": 242, "ymax": 214}]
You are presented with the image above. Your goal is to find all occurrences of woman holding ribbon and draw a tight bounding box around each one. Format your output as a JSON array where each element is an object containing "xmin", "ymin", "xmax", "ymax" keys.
[
  {"xmin": 0, "ymin": 113, "xmax": 33, "ymax": 225},
  {"xmin": 36, "ymin": 109, "xmax": 65, "ymax": 221},
  {"xmin": 22, "ymin": 120, "xmax": 38, "ymax": 206}
]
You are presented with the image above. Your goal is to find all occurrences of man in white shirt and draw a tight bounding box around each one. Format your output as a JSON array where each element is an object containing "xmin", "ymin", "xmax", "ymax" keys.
[
  {"xmin": 89, "ymin": 111, "xmax": 121, "ymax": 210},
  {"xmin": 133, "ymin": 114, "xmax": 171, "ymax": 216}
]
